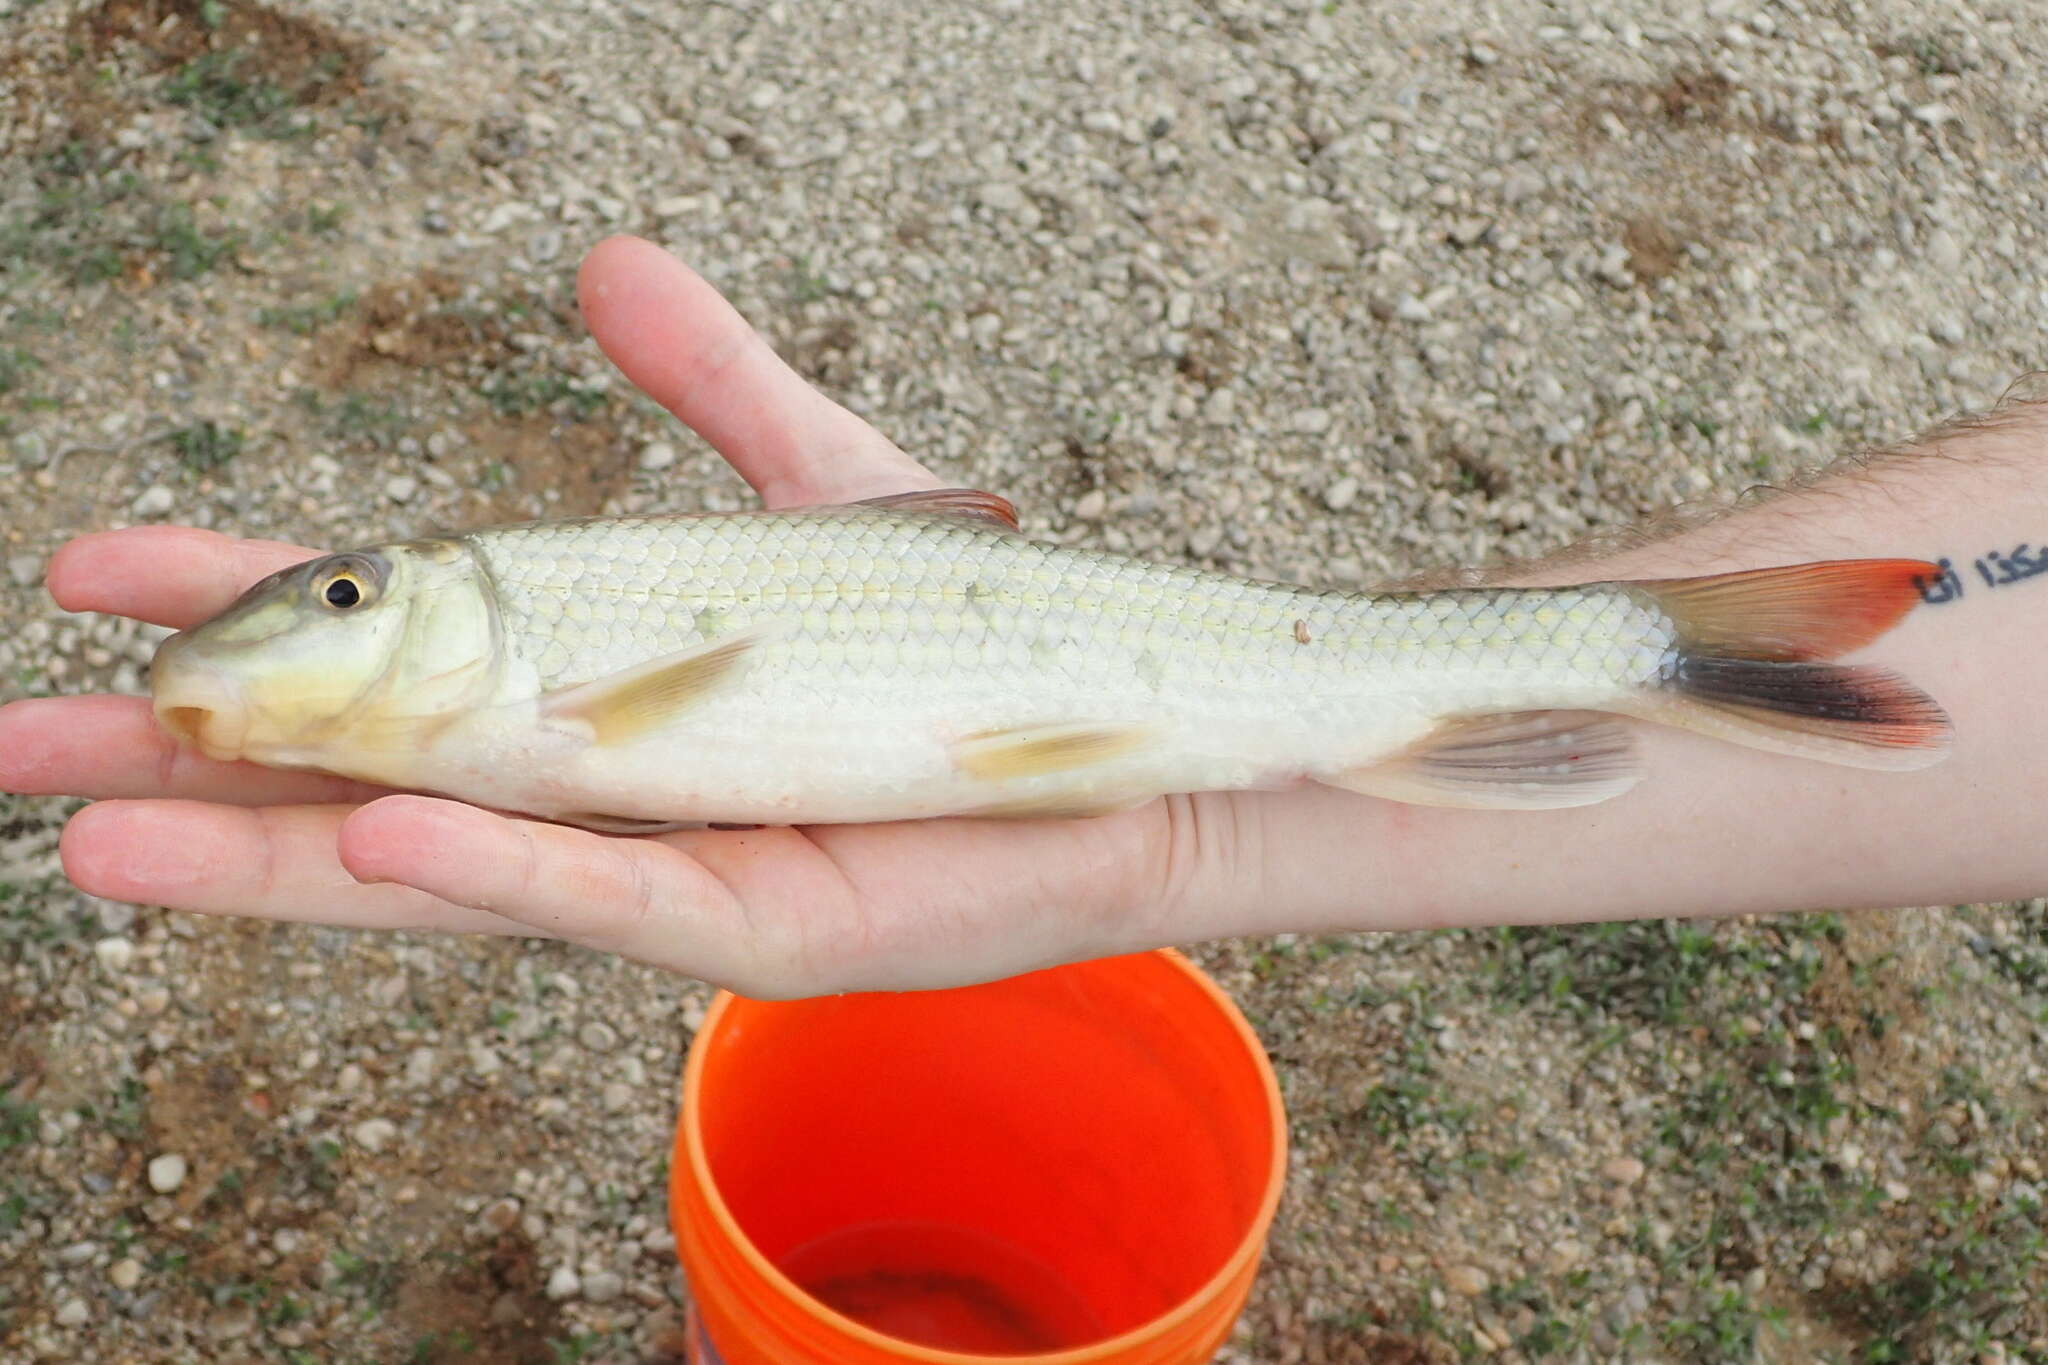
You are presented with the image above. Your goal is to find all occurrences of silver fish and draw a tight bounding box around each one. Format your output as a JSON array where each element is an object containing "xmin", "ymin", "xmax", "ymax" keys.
[{"xmin": 148, "ymin": 489, "xmax": 1951, "ymax": 830}]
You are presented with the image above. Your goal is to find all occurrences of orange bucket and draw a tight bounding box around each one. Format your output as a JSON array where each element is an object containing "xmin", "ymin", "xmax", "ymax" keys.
[{"xmin": 669, "ymin": 949, "xmax": 1287, "ymax": 1364}]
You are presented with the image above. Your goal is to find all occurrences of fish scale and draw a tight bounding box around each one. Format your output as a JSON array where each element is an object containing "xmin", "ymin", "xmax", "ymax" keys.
[
  {"xmin": 147, "ymin": 493, "xmax": 1951, "ymax": 827},
  {"xmin": 470, "ymin": 513, "xmax": 1662, "ymax": 703}
]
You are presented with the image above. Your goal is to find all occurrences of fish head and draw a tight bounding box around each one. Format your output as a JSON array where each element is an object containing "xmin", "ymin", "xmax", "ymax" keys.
[{"xmin": 150, "ymin": 537, "xmax": 501, "ymax": 769}]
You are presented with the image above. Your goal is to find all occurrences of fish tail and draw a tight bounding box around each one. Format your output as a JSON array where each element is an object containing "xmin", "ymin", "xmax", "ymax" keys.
[{"xmin": 1626, "ymin": 559, "xmax": 1952, "ymax": 769}]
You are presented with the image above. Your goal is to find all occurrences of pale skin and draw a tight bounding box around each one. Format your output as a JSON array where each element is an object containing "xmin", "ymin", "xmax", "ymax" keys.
[{"xmin": 1, "ymin": 235, "xmax": 2043, "ymax": 999}]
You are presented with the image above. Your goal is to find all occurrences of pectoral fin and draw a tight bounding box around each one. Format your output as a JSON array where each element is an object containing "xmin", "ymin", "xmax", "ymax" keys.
[
  {"xmin": 542, "ymin": 632, "xmax": 762, "ymax": 746},
  {"xmin": 951, "ymin": 722, "xmax": 1151, "ymax": 780},
  {"xmin": 1326, "ymin": 710, "xmax": 1642, "ymax": 810}
]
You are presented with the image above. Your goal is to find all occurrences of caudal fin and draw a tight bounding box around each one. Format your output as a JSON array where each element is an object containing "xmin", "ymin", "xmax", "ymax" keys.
[{"xmin": 1627, "ymin": 559, "xmax": 1953, "ymax": 770}]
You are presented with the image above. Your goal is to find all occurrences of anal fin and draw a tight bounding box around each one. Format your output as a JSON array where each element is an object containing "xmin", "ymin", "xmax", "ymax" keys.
[{"xmin": 1326, "ymin": 710, "xmax": 1643, "ymax": 811}]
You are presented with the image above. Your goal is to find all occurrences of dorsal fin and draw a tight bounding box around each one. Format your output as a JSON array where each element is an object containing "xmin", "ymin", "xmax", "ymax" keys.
[{"xmin": 853, "ymin": 488, "xmax": 1020, "ymax": 532}]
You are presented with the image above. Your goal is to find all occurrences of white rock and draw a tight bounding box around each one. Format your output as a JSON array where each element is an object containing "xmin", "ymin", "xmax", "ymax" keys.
[
  {"xmin": 545, "ymin": 1266, "xmax": 582, "ymax": 1299},
  {"xmin": 147, "ymin": 1153, "xmax": 188, "ymax": 1193},
  {"xmin": 94, "ymin": 937, "xmax": 134, "ymax": 972},
  {"xmin": 601, "ymin": 1081, "xmax": 635, "ymax": 1113},
  {"xmin": 1072, "ymin": 489, "xmax": 1107, "ymax": 520},
  {"xmin": 1293, "ymin": 407, "xmax": 1333, "ymax": 435},
  {"xmin": 6, "ymin": 554, "xmax": 40, "ymax": 588},
  {"xmin": 132, "ymin": 486, "xmax": 176, "ymax": 518},
  {"xmin": 109, "ymin": 1258, "xmax": 143, "ymax": 1290},
  {"xmin": 639, "ymin": 441, "xmax": 677, "ymax": 472},
  {"xmin": 384, "ymin": 475, "xmax": 418, "ymax": 503},
  {"xmin": 1324, "ymin": 477, "xmax": 1360, "ymax": 512},
  {"xmin": 579, "ymin": 1021, "xmax": 619, "ymax": 1052},
  {"xmin": 55, "ymin": 1298, "xmax": 89, "ymax": 1327},
  {"xmin": 351, "ymin": 1118, "xmax": 398, "ymax": 1153},
  {"xmin": 583, "ymin": 1270, "xmax": 624, "ymax": 1303}
]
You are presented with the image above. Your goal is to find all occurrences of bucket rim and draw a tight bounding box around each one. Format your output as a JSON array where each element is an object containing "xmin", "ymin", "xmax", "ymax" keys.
[{"xmin": 674, "ymin": 946, "xmax": 1289, "ymax": 1364}]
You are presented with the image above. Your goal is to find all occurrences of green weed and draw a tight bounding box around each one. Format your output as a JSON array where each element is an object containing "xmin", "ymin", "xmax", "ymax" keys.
[
  {"xmin": 480, "ymin": 373, "xmax": 607, "ymax": 420},
  {"xmin": 258, "ymin": 288, "xmax": 358, "ymax": 335},
  {"xmin": 166, "ymin": 420, "xmax": 244, "ymax": 473},
  {"xmin": 162, "ymin": 50, "xmax": 295, "ymax": 131}
]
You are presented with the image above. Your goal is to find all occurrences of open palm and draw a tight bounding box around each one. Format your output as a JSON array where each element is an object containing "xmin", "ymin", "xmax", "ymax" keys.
[{"xmin": 0, "ymin": 237, "xmax": 1310, "ymax": 998}]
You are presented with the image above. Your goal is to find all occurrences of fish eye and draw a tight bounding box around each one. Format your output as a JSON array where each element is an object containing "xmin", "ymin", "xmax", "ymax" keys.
[{"xmin": 313, "ymin": 556, "xmax": 380, "ymax": 613}]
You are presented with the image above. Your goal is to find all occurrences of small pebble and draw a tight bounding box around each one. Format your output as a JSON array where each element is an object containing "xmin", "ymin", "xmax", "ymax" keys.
[
  {"xmin": 1324, "ymin": 476, "xmax": 1360, "ymax": 512},
  {"xmin": 583, "ymin": 1270, "xmax": 624, "ymax": 1303},
  {"xmin": 56, "ymin": 1298, "xmax": 89, "ymax": 1328},
  {"xmin": 93, "ymin": 937, "xmax": 134, "ymax": 973},
  {"xmin": 352, "ymin": 1118, "xmax": 399, "ymax": 1153},
  {"xmin": 1603, "ymin": 1156, "xmax": 1646, "ymax": 1186},
  {"xmin": 639, "ymin": 441, "xmax": 677, "ymax": 471},
  {"xmin": 6, "ymin": 554, "xmax": 41, "ymax": 589},
  {"xmin": 384, "ymin": 475, "xmax": 418, "ymax": 503},
  {"xmin": 1445, "ymin": 1265, "xmax": 1490, "ymax": 1297},
  {"xmin": 579, "ymin": 1021, "xmax": 619, "ymax": 1052},
  {"xmin": 132, "ymin": 486, "xmax": 176, "ymax": 517},
  {"xmin": 481, "ymin": 1197, "xmax": 522, "ymax": 1233},
  {"xmin": 147, "ymin": 1154, "xmax": 188, "ymax": 1194},
  {"xmin": 109, "ymin": 1258, "xmax": 143, "ymax": 1290},
  {"xmin": 546, "ymin": 1266, "xmax": 582, "ymax": 1300}
]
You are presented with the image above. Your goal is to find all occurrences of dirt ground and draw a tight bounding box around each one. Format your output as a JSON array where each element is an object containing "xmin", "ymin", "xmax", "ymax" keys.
[{"xmin": 2, "ymin": 0, "xmax": 2044, "ymax": 1362}]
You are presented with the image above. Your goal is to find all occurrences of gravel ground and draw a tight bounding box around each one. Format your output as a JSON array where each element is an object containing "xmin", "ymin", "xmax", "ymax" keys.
[{"xmin": 3, "ymin": 0, "xmax": 2046, "ymax": 1361}]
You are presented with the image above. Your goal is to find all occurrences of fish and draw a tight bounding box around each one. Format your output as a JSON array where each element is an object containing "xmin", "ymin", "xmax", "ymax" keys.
[{"xmin": 146, "ymin": 488, "xmax": 1952, "ymax": 831}]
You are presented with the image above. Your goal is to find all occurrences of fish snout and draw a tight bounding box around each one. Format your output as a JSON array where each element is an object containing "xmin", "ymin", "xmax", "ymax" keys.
[{"xmin": 150, "ymin": 636, "xmax": 251, "ymax": 760}]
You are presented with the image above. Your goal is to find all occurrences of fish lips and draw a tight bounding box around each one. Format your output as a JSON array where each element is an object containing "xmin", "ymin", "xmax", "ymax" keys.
[{"xmin": 150, "ymin": 633, "xmax": 253, "ymax": 762}]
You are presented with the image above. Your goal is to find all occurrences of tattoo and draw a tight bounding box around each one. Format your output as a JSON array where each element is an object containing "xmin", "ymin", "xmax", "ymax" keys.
[{"xmin": 1914, "ymin": 545, "xmax": 2048, "ymax": 605}]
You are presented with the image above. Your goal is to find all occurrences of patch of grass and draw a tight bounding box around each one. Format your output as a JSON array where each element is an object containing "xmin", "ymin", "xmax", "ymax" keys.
[
  {"xmin": 1355, "ymin": 1012, "xmax": 1472, "ymax": 1146},
  {"xmin": 479, "ymin": 372, "xmax": 608, "ymax": 420},
  {"xmin": 258, "ymin": 288, "xmax": 358, "ymax": 335},
  {"xmin": 162, "ymin": 49, "xmax": 298, "ymax": 133},
  {"xmin": 165, "ymin": 420, "xmax": 245, "ymax": 473},
  {"xmin": 785, "ymin": 255, "xmax": 833, "ymax": 303},
  {"xmin": 0, "ymin": 347, "xmax": 39, "ymax": 398},
  {"xmin": 0, "ymin": 1089, "xmax": 36, "ymax": 1155},
  {"xmin": 1664, "ymin": 1286, "xmax": 1786, "ymax": 1357},
  {"xmin": 1831, "ymin": 1187, "xmax": 2045, "ymax": 1361},
  {"xmin": 299, "ymin": 390, "xmax": 410, "ymax": 451},
  {"xmin": 149, "ymin": 202, "xmax": 240, "ymax": 281},
  {"xmin": 1484, "ymin": 915, "xmax": 1838, "ymax": 1029},
  {"xmin": 331, "ymin": 1248, "xmax": 404, "ymax": 1312},
  {"xmin": 302, "ymin": 203, "xmax": 347, "ymax": 235}
]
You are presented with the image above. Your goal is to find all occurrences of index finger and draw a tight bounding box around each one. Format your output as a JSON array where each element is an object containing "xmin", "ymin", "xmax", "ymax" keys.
[
  {"xmin": 577, "ymin": 236, "xmax": 943, "ymax": 508},
  {"xmin": 46, "ymin": 527, "xmax": 320, "ymax": 629}
]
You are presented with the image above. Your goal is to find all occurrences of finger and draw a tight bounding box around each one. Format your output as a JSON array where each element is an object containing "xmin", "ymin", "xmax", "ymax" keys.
[
  {"xmin": 47, "ymin": 527, "xmax": 319, "ymax": 630},
  {"xmin": 576, "ymin": 235, "xmax": 942, "ymax": 508},
  {"xmin": 0, "ymin": 696, "xmax": 385, "ymax": 805},
  {"xmin": 337, "ymin": 795, "xmax": 766, "ymax": 984},
  {"xmin": 342, "ymin": 794, "xmax": 774, "ymax": 986},
  {"xmin": 59, "ymin": 799, "xmax": 540, "ymax": 937}
]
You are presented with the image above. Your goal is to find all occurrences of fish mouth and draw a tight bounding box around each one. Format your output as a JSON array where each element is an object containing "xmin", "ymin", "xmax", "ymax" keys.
[
  {"xmin": 152, "ymin": 696, "xmax": 251, "ymax": 762},
  {"xmin": 151, "ymin": 636, "xmax": 252, "ymax": 761}
]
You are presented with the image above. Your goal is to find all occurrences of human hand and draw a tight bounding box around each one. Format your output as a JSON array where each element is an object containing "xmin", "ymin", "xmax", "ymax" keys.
[{"xmin": 0, "ymin": 236, "xmax": 1282, "ymax": 998}]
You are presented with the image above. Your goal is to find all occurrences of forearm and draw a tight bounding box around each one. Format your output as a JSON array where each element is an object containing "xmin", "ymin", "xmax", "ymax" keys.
[{"xmin": 1217, "ymin": 396, "xmax": 2048, "ymax": 937}]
